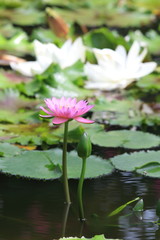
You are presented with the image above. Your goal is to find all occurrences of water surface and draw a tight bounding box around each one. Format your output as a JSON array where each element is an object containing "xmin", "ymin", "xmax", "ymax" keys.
[{"xmin": 0, "ymin": 170, "xmax": 160, "ymax": 240}]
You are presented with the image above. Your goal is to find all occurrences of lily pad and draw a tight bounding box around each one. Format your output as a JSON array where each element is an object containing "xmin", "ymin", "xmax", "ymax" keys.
[
  {"xmin": 110, "ymin": 150, "xmax": 160, "ymax": 178},
  {"xmin": 0, "ymin": 110, "xmax": 37, "ymax": 124},
  {"xmin": 90, "ymin": 130, "xmax": 160, "ymax": 149},
  {"xmin": 92, "ymin": 98, "xmax": 159, "ymax": 127},
  {"xmin": 136, "ymin": 73, "xmax": 160, "ymax": 91},
  {"xmin": 0, "ymin": 122, "xmax": 101, "ymax": 146},
  {"xmin": 0, "ymin": 148, "xmax": 114, "ymax": 180},
  {"xmin": 105, "ymin": 10, "xmax": 155, "ymax": 27},
  {"xmin": 0, "ymin": 142, "xmax": 22, "ymax": 157},
  {"xmin": 59, "ymin": 235, "xmax": 122, "ymax": 240},
  {"xmin": 0, "ymin": 8, "xmax": 45, "ymax": 26},
  {"xmin": 128, "ymin": 30, "xmax": 160, "ymax": 55},
  {"xmin": 52, "ymin": 7, "xmax": 155, "ymax": 27},
  {"xmin": 127, "ymin": 0, "xmax": 160, "ymax": 12}
]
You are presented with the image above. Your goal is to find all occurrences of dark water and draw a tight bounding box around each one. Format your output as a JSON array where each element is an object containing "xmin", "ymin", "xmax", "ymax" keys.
[{"xmin": 0, "ymin": 170, "xmax": 160, "ymax": 240}]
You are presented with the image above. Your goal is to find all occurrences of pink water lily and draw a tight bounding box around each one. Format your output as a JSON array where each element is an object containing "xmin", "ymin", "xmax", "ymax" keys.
[{"xmin": 40, "ymin": 97, "xmax": 94, "ymax": 124}]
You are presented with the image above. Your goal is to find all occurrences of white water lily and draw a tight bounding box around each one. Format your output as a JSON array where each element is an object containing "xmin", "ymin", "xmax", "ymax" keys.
[
  {"xmin": 10, "ymin": 38, "xmax": 85, "ymax": 77},
  {"xmin": 48, "ymin": 37, "xmax": 86, "ymax": 69},
  {"xmin": 84, "ymin": 41, "xmax": 157, "ymax": 90}
]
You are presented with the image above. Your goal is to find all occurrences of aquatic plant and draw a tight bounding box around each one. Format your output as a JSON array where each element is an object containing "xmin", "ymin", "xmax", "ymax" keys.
[
  {"xmin": 84, "ymin": 41, "xmax": 157, "ymax": 90},
  {"xmin": 77, "ymin": 132, "xmax": 92, "ymax": 221},
  {"xmin": 10, "ymin": 38, "xmax": 86, "ymax": 76},
  {"xmin": 40, "ymin": 97, "xmax": 94, "ymax": 203}
]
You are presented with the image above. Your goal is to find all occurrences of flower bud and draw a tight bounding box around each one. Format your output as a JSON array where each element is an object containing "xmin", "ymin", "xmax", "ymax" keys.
[{"xmin": 77, "ymin": 132, "xmax": 92, "ymax": 159}]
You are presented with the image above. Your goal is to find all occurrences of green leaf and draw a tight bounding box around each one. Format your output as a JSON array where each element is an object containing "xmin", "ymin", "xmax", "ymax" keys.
[
  {"xmin": 59, "ymin": 122, "xmax": 104, "ymax": 143},
  {"xmin": 136, "ymin": 73, "xmax": 160, "ymax": 91},
  {"xmin": 133, "ymin": 199, "xmax": 144, "ymax": 212},
  {"xmin": 108, "ymin": 197, "xmax": 140, "ymax": 217},
  {"xmin": 83, "ymin": 27, "xmax": 127, "ymax": 49},
  {"xmin": 0, "ymin": 8, "xmax": 45, "ymax": 26},
  {"xmin": 0, "ymin": 123, "xmax": 59, "ymax": 145},
  {"xmin": 59, "ymin": 234, "xmax": 122, "ymax": 240},
  {"xmin": 90, "ymin": 130, "xmax": 160, "ymax": 149},
  {"xmin": 128, "ymin": 30, "xmax": 160, "ymax": 55},
  {"xmin": 92, "ymin": 98, "xmax": 146, "ymax": 127},
  {"xmin": 0, "ymin": 142, "xmax": 22, "ymax": 157},
  {"xmin": 0, "ymin": 110, "xmax": 36, "ymax": 124},
  {"xmin": 31, "ymin": 27, "xmax": 64, "ymax": 44},
  {"xmin": 22, "ymin": 62, "xmax": 92, "ymax": 99},
  {"xmin": 110, "ymin": 150, "xmax": 160, "ymax": 178},
  {"xmin": 0, "ymin": 122, "xmax": 101, "ymax": 146},
  {"xmin": 0, "ymin": 32, "xmax": 33, "ymax": 56},
  {"xmin": 49, "ymin": 7, "xmax": 154, "ymax": 28},
  {"xmin": 128, "ymin": 0, "xmax": 160, "ymax": 12},
  {"xmin": 105, "ymin": 11, "xmax": 155, "ymax": 27},
  {"xmin": 0, "ymin": 22, "xmax": 23, "ymax": 38},
  {"xmin": 0, "ymin": 149, "xmax": 114, "ymax": 180}
]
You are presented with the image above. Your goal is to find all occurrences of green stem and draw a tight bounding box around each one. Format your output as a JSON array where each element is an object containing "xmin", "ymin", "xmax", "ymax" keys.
[
  {"xmin": 62, "ymin": 203, "xmax": 71, "ymax": 237},
  {"xmin": 62, "ymin": 121, "xmax": 71, "ymax": 204},
  {"xmin": 77, "ymin": 157, "xmax": 86, "ymax": 221}
]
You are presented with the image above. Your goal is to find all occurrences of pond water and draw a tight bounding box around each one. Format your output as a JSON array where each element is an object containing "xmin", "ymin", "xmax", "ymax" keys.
[{"xmin": 0, "ymin": 168, "xmax": 160, "ymax": 240}]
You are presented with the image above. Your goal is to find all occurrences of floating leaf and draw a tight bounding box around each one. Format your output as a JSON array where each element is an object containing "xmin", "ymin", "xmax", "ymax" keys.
[
  {"xmin": 90, "ymin": 130, "xmax": 160, "ymax": 149},
  {"xmin": 0, "ymin": 8, "xmax": 45, "ymax": 26},
  {"xmin": 92, "ymin": 98, "xmax": 146, "ymax": 127},
  {"xmin": 128, "ymin": 30, "xmax": 160, "ymax": 55},
  {"xmin": 127, "ymin": 0, "xmax": 160, "ymax": 13},
  {"xmin": 0, "ymin": 123, "xmax": 59, "ymax": 145},
  {"xmin": 0, "ymin": 149, "xmax": 114, "ymax": 180},
  {"xmin": 49, "ymin": 7, "xmax": 155, "ymax": 28},
  {"xmin": 59, "ymin": 234, "xmax": 122, "ymax": 240},
  {"xmin": 0, "ymin": 142, "xmax": 22, "ymax": 157},
  {"xmin": 136, "ymin": 163, "xmax": 160, "ymax": 178},
  {"xmin": 105, "ymin": 11, "xmax": 155, "ymax": 27},
  {"xmin": 0, "ymin": 110, "xmax": 37, "ymax": 124},
  {"xmin": 0, "ymin": 22, "xmax": 22, "ymax": 38},
  {"xmin": 136, "ymin": 73, "xmax": 160, "ymax": 91},
  {"xmin": 110, "ymin": 150, "xmax": 160, "ymax": 178},
  {"xmin": 0, "ymin": 122, "xmax": 102, "ymax": 146}
]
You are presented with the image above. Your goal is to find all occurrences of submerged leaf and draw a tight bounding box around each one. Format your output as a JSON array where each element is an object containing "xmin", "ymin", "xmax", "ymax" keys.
[
  {"xmin": 109, "ymin": 197, "xmax": 140, "ymax": 217},
  {"xmin": 133, "ymin": 199, "xmax": 144, "ymax": 212}
]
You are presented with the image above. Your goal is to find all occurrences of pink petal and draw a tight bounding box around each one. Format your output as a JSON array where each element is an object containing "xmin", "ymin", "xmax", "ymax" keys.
[
  {"xmin": 45, "ymin": 99, "xmax": 56, "ymax": 112},
  {"xmin": 52, "ymin": 117, "xmax": 69, "ymax": 124},
  {"xmin": 74, "ymin": 116, "xmax": 94, "ymax": 124},
  {"xmin": 78, "ymin": 105, "xmax": 94, "ymax": 115},
  {"xmin": 71, "ymin": 98, "xmax": 77, "ymax": 105},
  {"xmin": 39, "ymin": 114, "xmax": 53, "ymax": 118},
  {"xmin": 76, "ymin": 100, "xmax": 86, "ymax": 108},
  {"xmin": 40, "ymin": 106, "xmax": 53, "ymax": 115}
]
